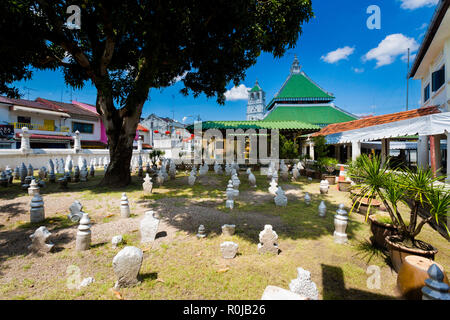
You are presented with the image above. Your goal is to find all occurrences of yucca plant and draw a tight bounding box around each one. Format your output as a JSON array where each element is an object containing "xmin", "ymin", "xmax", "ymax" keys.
[{"xmin": 349, "ymin": 154, "xmax": 449, "ymax": 248}]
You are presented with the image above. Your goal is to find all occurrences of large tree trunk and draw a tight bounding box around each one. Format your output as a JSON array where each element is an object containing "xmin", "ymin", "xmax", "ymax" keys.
[{"xmin": 96, "ymin": 89, "xmax": 145, "ymax": 187}]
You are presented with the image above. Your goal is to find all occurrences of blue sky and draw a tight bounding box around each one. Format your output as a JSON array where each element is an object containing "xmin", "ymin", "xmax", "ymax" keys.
[{"xmin": 14, "ymin": 0, "xmax": 439, "ymax": 124}]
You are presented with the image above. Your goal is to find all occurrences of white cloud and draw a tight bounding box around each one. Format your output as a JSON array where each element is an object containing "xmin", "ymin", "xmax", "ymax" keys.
[
  {"xmin": 352, "ymin": 67, "xmax": 365, "ymax": 73},
  {"xmin": 363, "ymin": 34, "xmax": 419, "ymax": 68},
  {"xmin": 417, "ymin": 22, "xmax": 428, "ymax": 30},
  {"xmin": 224, "ymin": 84, "xmax": 250, "ymax": 101},
  {"xmin": 321, "ymin": 46, "xmax": 355, "ymax": 64},
  {"xmin": 400, "ymin": 0, "xmax": 438, "ymax": 10},
  {"xmin": 401, "ymin": 53, "xmax": 417, "ymax": 62}
]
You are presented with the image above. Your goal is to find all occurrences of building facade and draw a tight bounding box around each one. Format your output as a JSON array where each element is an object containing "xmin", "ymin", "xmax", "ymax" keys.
[
  {"xmin": 411, "ymin": 0, "xmax": 450, "ymax": 112},
  {"xmin": 140, "ymin": 113, "xmax": 187, "ymax": 148},
  {"xmin": 0, "ymin": 96, "xmax": 106, "ymax": 149}
]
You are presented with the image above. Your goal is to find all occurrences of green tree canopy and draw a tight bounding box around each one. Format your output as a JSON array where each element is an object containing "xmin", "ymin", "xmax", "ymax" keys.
[{"xmin": 0, "ymin": 0, "xmax": 314, "ymax": 186}]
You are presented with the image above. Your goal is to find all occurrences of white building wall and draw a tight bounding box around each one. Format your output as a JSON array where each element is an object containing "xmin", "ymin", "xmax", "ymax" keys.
[
  {"xmin": 421, "ymin": 39, "xmax": 449, "ymax": 111},
  {"xmin": 0, "ymin": 148, "xmax": 152, "ymax": 170},
  {"xmin": 0, "ymin": 104, "xmax": 10, "ymax": 123},
  {"xmin": 65, "ymin": 117, "xmax": 101, "ymax": 142}
]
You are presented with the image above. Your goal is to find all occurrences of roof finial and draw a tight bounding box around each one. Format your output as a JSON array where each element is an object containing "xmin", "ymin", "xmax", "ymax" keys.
[{"xmin": 290, "ymin": 55, "xmax": 301, "ymax": 74}]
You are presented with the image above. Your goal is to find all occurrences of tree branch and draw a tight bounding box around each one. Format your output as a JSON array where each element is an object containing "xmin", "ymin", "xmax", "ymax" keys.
[
  {"xmin": 412, "ymin": 216, "xmax": 433, "ymax": 238},
  {"xmin": 99, "ymin": 1, "xmax": 116, "ymax": 76},
  {"xmin": 36, "ymin": 0, "xmax": 94, "ymax": 76}
]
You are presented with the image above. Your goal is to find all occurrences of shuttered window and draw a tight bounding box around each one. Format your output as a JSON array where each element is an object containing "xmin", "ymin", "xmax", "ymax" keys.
[
  {"xmin": 424, "ymin": 83, "xmax": 430, "ymax": 102},
  {"xmin": 431, "ymin": 65, "xmax": 445, "ymax": 92}
]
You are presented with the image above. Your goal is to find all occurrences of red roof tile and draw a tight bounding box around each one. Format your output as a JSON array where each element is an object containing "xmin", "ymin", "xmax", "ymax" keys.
[
  {"xmin": 36, "ymin": 98, "xmax": 100, "ymax": 118},
  {"xmin": 0, "ymin": 96, "xmax": 65, "ymax": 113},
  {"xmin": 137, "ymin": 124, "xmax": 149, "ymax": 132},
  {"xmin": 312, "ymin": 106, "xmax": 441, "ymax": 137}
]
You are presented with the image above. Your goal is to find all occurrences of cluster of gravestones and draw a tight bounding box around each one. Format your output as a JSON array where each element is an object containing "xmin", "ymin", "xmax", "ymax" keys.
[
  {"xmin": 55, "ymin": 155, "xmax": 110, "ymax": 187},
  {"xmin": 0, "ymin": 163, "xmax": 46, "ymax": 191},
  {"xmin": 0, "ymin": 155, "xmax": 112, "ymax": 192},
  {"xmin": 27, "ymin": 191, "xmax": 142, "ymax": 289},
  {"xmin": 130, "ymin": 154, "xmax": 152, "ymax": 178}
]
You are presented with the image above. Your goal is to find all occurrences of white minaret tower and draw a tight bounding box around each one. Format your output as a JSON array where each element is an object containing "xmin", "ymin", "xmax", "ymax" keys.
[{"xmin": 246, "ymin": 80, "xmax": 266, "ymax": 121}]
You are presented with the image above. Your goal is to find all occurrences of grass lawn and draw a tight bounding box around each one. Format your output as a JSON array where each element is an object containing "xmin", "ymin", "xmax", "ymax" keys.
[{"xmin": 0, "ymin": 169, "xmax": 448, "ymax": 300}]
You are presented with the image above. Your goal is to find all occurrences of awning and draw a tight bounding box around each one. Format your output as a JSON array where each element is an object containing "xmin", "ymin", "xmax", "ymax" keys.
[
  {"xmin": 12, "ymin": 105, "xmax": 71, "ymax": 118},
  {"xmin": 187, "ymin": 120, "xmax": 320, "ymax": 131},
  {"xmin": 326, "ymin": 112, "xmax": 450, "ymax": 144}
]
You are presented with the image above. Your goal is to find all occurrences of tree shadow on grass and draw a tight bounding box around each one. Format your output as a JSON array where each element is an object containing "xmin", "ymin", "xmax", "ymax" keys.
[
  {"xmin": 321, "ymin": 264, "xmax": 396, "ymax": 300},
  {"xmin": 150, "ymin": 191, "xmax": 365, "ymax": 246},
  {"xmin": 0, "ymin": 216, "xmax": 76, "ymax": 275},
  {"xmin": 0, "ymin": 203, "xmax": 27, "ymax": 219}
]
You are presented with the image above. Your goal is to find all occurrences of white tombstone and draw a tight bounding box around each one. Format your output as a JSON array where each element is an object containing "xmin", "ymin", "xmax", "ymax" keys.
[
  {"xmin": 140, "ymin": 211, "xmax": 160, "ymax": 244},
  {"xmin": 142, "ymin": 173, "xmax": 153, "ymax": 194},
  {"xmin": 169, "ymin": 161, "xmax": 176, "ymax": 179},
  {"xmin": 112, "ymin": 235, "xmax": 123, "ymax": 249},
  {"xmin": 248, "ymin": 169, "xmax": 256, "ymax": 188},
  {"xmin": 220, "ymin": 241, "xmax": 239, "ymax": 259},
  {"xmin": 196, "ymin": 224, "xmax": 206, "ymax": 238},
  {"xmin": 120, "ymin": 193, "xmax": 131, "ymax": 218},
  {"xmin": 76, "ymin": 213, "xmax": 91, "ymax": 251},
  {"xmin": 188, "ymin": 171, "xmax": 196, "ymax": 186},
  {"xmin": 112, "ymin": 246, "xmax": 143, "ymax": 289},
  {"xmin": 68, "ymin": 200, "xmax": 84, "ymax": 222},
  {"xmin": 268, "ymin": 178, "xmax": 278, "ymax": 195},
  {"xmin": 289, "ymin": 267, "xmax": 319, "ymax": 300},
  {"xmin": 28, "ymin": 226, "xmax": 54, "ymax": 253},
  {"xmin": 28, "ymin": 179, "xmax": 40, "ymax": 196},
  {"xmin": 222, "ymin": 224, "xmax": 236, "ymax": 236},
  {"xmin": 258, "ymin": 225, "xmax": 279, "ymax": 254},
  {"xmin": 334, "ymin": 204, "xmax": 349, "ymax": 244},
  {"xmin": 261, "ymin": 285, "xmax": 307, "ymax": 300},
  {"xmin": 320, "ymin": 180, "xmax": 329, "ymax": 194},
  {"xmin": 318, "ymin": 201, "xmax": 327, "ymax": 217},
  {"xmin": 274, "ymin": 186, "xmax": 288, "ymax": 207},
  {"xmin": 304, "ymin": 192, "xmax": 311, "ymax": 205},
  {"xmin": 292, "ymin": 167, "xmax": 300, "ymax": 180},
  {"xmin": 30, "ymin": 193, "xmax": 45, "ymax": 223}
]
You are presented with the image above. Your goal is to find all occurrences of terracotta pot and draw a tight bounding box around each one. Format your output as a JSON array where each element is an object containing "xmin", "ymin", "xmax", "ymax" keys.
[
  {"xmin": 385, "ymin": 236, "xmax": 439, "ymax": 273},
  {"xmin": 397, "ymin": 255, "xmax": 449, "ymax": 300},
  {"xmin": 338, "ymin": 181, "xmax": 351, "ymax": 192},
  {"xmin": 324, "ymin": 175, "xmax": 335, "ymax": 185},
  {"xmin": 314, "ymin": 172, "xmax": 323, "ymax": 180},
  {"xmin": 305, "ymin": 169, "xmax": 315, "ymax": 178},
  {"xmin": 368, "ymin": 214, "xmax": 398, "ymax": 250},
  {"xmin": 356, "ymin": 198, "xmax": 381, "ymax": 215}
]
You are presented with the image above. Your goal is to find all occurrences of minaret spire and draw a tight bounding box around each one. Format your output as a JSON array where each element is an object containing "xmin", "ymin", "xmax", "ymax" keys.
[{"xmin": 290, "ymin": 55, "xmax": 301, "ymax": 74}]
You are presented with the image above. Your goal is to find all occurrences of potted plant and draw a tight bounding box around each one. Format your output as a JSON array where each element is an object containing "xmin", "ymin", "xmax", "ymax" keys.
[
  {"xmin": 349, "ymin": 154, "xmax": 450, "ymax": 272},
  {"xmin": 367, "ymin": 213, "xmax": 398, "ymax": 249},
  {"xmin": 321, "ymin": 157, "xmax": 338, "ymax": 185}
]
